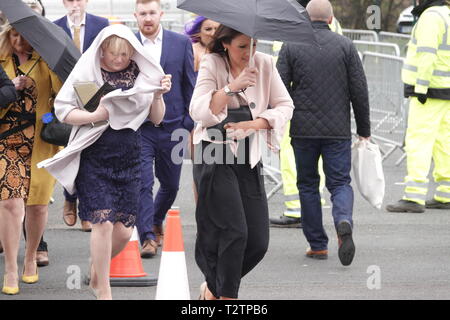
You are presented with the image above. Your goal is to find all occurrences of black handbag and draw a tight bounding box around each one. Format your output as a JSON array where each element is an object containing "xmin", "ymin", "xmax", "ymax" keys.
[
  {"xmin": 40, "ymin": 108, "xmax": 72, "ymax": 146},
  {"xmin": 207, "ymin": 105, "xmax": 253, "ymax": 142}
]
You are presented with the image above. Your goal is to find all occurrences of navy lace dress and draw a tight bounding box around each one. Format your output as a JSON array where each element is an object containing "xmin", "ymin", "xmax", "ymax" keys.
[{"xmin": 75, "ymin": 60, "xmax": 141, "ymax": 228}]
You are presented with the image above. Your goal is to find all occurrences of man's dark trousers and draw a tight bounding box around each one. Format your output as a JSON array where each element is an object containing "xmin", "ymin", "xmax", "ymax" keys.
[
  {"xmin": 137, "ymin": 122, "xmax": 187, "ymax": 244},
  {"xmin": 291, "ymin": 138, "xmax": 354, "ymax": 251}
]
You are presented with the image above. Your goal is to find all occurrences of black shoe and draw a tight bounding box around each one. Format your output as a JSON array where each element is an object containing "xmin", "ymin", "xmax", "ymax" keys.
[
  {"xmin": 269, "ymin": 215, "xmax": 302, "ymax": 228},
  {"xmin": 337, "ymin": 221, "xmax": 355, "ymax": 266},
  {"xmin": 386, "ymin": 200, "xmax": 425, "ymax": 213},
  {"xmin": 425, "ymin": 199, "xmax": 450, "ymax": 209}
]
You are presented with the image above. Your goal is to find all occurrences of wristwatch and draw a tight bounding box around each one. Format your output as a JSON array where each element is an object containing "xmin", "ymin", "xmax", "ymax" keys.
[{"xmin": 223, "ymin": 85, "xmax": 235, "ymax": 96}]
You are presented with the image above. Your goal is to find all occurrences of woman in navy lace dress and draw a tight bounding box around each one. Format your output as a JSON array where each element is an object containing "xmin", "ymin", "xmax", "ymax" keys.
[{"xmin": 57, "ymin": 28, "xmax": 171, "ymax": 299}]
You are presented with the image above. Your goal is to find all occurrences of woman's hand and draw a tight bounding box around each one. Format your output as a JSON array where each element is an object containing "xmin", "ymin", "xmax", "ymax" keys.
[
  {"xmin": 224, "ymin": 118, "xmax": 270, "ymax": 131},
  {"xmin": 64, "ymin": 105, "xmax": 109, "ymax": 126},
  {"xmin": 229, "ymin": 67, "xmax": 258, "ymax": 92},
  {"xmin": 154, "ymin": 74, "xmax": 172, "ymax": 101},
  {"xmin": 12, "ymin": 75, "xmax": 28, "ymax": 91},
  {"xmin": 92, "ymin": 105, "xmax": 109, "ymax": 122},
  {"xmin": 224, "ymin": 120, "xmax": 256, "ymax": 140},
  {"xmin": 224, "ymin": 118, "xmax": 270, "ymax": 140},
  {"xmin": 160, "ymin": 74, "xmax": 172, "ymax": 94}
]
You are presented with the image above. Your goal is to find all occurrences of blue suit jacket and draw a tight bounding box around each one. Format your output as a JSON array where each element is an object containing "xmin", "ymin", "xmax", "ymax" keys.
[
  {"xmin": 53, "ymin": 13, "xmax": 109, "ymax": 53},
  {"xmin": 136, "ymin": 29, "xmax": 195, "ymax": 132}
]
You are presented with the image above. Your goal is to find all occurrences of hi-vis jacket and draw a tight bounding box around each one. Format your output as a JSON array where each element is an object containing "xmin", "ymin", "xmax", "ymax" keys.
[{"xmin": 402, "ymin": 5, "xmax": 450, "ymax": 99}]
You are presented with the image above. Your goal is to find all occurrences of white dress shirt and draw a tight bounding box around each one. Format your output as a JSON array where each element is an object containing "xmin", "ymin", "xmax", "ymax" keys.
[
  {"xmin": 66, "ymin": 13, "xmax": 86, "ymax": 52},
  {"xmin": 140, "ymin": 25, "xmax": 163, "ymax": 65}
]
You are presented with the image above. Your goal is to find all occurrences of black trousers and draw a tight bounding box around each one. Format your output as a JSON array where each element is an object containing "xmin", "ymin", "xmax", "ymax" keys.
[{"xmin": 193, "ymin": 140, "xmax": 269, "ymax": 298}]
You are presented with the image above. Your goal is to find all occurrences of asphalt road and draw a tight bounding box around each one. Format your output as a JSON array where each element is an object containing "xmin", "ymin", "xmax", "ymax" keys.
[{"xmin": 1, "ymin": 147, "xmax": 449, "ymax": 301}]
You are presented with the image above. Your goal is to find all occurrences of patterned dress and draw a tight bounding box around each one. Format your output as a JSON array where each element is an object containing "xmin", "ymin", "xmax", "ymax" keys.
[
  {"xmin": 0, "ymin": 55, "xmax": 37, "ymax": 200},
  {"xmin": 75, "ymin": 60, "xmax": 141, "ymax": 227}
]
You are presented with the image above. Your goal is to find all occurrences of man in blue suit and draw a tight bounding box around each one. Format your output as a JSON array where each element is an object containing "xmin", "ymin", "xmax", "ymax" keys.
[
  {"xmin": 54, "ymin": 0, "xmax": 109, "ymax": 232},
  {"xmin": 134, "ymin": 0, "xmax": 195, "ymax": 258},
  {"xmin": 54, "ymin": 0, "xmax": 109, "ymax": 54}
]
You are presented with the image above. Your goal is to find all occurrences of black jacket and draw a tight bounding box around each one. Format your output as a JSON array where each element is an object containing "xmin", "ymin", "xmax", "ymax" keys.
[
  {"xmin": 0, "ymin": 65, "xmax": 17, "ymax": 109},
  {"xmin": 277, "ymin": 21, "xmax": 370, "ymax": 139}
]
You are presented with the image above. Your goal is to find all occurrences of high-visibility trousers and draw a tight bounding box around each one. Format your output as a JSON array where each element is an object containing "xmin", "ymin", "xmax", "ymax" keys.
[
  {"xmin": 280, "ymin": 122, "xmax": 325, "ymax": 218},
  {"xmin": 403, "ymin": 97, "xmax": 450, "ymax": 205}
]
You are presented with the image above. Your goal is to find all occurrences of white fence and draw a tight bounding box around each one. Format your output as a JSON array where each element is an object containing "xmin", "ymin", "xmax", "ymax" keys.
[
  {"xmin": 361, "ymin": 52, "xmax": 407, "ymax": 164},
  {"xmin": 353, "ymin": 40, "xmax": 401, "ymax": 57},
  {"xmin": 378, "ymin": 31, "xmax": 411, "ymax": 57},
  {"xmin": 256, "ymin": 40, "xmax": 275, "ymax": 56},
  {"xmin": 343, "ymin": 29, "xmax": 379, "ymax": 42}
]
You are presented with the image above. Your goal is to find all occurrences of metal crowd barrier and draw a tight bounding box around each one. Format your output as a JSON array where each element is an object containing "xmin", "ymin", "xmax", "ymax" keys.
[
  {"xmin": 378, "ymin": 31, "xmax": 411, "ymax": 57},
  {"xmin": 256, "ymin": 40, "xmax": 275, "ymax": 56},
  {"xmin": 353, "ymin": 40, "xmax": 401, "ymax": 57},
  {"xmin": 343, "ymin": 29, "xmax": 379, "ymax": 42},
  {"xmin": 263, "ymin": 165, "xmax": 283, "ymax": 200},
  {"xmin": 361, "ymin": 51, "xmax": 408, "ymax": 164},
  {"xmin": 169, "ymin": 23, "xmax": 185, "ymax": 33}
]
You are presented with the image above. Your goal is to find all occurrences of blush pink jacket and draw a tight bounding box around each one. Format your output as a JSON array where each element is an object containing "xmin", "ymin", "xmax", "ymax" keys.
[{"xmin": 190, "ymin": 51, "xmax": 294, "ymax": 168}]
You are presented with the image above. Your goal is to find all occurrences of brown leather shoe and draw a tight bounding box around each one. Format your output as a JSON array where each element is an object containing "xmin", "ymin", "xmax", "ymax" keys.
[
  {"xmin": 36, "ymin": 251, "xmax": 49, "ymax": 267},
  {"xmin": 62, "ymin": 200, "xmax": 77, "ymax": 227},
  {"xmin": 140, "ymin": 239, "xmax": 158, "ymax": 259},
  {"xmin": 153, "ymin": 225, "xmax": 164, "ymax": 247},
  {"xmin": 81, "ymin": 220, "xmax": 92, "ymax": 232},
  {"xmin": 305, "ymin": 248, "xmax": 328, "ymax": 260}
]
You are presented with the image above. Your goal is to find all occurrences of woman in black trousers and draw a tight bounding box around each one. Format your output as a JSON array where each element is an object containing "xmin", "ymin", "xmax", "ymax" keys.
[{"xmin": 190, "ymin": 25, "xmax": 294, "ymax": 299}]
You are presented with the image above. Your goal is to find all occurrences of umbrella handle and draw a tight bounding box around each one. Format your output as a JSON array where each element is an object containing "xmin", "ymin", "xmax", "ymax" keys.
[
  {"xmin": 249, "ymin": 38, "xmax": 254, "ymax": 68},
  {"xmin": 248, "ymin": 38, "xmax": 256, "ymax": 108},
  {"xmin": 25, "ymin": 57, "xmax": 42, "ymax": 77}
]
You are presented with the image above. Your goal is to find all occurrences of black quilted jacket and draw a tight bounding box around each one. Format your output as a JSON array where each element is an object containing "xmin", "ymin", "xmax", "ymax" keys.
[{"xmin": 276, "ymin": 21, "xmax": 371, "ymax": 139}]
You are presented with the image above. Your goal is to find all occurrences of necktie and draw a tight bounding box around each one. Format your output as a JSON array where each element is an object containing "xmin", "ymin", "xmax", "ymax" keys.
[{"xmin": 73, "ymin": 26, "xmax": 81, "ymax": 51}]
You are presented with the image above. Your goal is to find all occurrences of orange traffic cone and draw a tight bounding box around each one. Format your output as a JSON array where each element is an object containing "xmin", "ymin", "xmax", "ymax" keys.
[
  {"xmin": 155, "ymin": 208, "xmax": 190, "ymax": 299},
  {"xmin": 109, "ymin": 227, "xmax": 157, "ymax": 287}
]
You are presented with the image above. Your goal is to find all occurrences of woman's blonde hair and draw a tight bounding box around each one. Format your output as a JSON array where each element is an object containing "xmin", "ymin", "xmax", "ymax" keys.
[
  {"xmin": 0, "ymin": 22, "xmax": 13, "ymax": 57},
  {"xmin": 23, "ymin": 0, "xmax": 44, "ymax": 15},
  {"xmin": 0, "ymin": 0, "xmax": 45, "ymax": 57},
  {"xmin": 101, "ymin": 35, "xmax": 135, "ymax": 59}
]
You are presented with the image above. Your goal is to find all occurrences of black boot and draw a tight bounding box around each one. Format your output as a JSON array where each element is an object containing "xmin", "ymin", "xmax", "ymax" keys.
[
  {"xmin": 269, "ymin": 215, "xmax": 302, "ymax": 228},
  {"xmin": 425, "ymin": 199, "xmax": 450, "ymax": 209},
  {"xmin": 386, "ymin": 200, "xmax": 425, "ymax": 213}
]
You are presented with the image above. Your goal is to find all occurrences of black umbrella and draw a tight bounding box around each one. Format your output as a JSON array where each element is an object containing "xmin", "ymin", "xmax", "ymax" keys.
[
  {"xmin": 177, "ymin": 0, "xmax": 317, "ymax": 45},
  {"xmin": 0, "ymin": 0, "xmax": 81, "ymax": 81}
]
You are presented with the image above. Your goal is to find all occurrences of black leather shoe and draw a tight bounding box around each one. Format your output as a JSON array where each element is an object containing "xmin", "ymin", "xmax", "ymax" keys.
[
  {"xmin": 425, "ymin": 199, "xmax": 450, "ymax": 209},
  {"xmin": 386, "ymin": 200, "xmax": 425, "ymax": 213},
  {"xmin": 269, "ymin": 215, "xmax": 302, "ymax": 228},
  {"xmin": 337, "ymin": 221, "xmax": 355, "ymax": 266}
]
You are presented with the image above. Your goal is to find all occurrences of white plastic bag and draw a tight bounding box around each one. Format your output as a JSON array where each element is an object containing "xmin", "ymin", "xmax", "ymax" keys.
[{"xmin": 351, "ymin": 139, "xmax": 385, "ymax": 209}]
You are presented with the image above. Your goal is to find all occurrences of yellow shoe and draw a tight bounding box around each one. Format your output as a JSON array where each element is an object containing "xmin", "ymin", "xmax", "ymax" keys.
[
  {"xmin": 22, "ymin": 264, "xmax": 39, "ymax": 284},
  {"xmin": 2, "ymin": 276, "xmax": 19, "ymax": 295}
]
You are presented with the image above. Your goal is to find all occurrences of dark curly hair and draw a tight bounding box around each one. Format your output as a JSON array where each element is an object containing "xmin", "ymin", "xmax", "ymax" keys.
[{"xmin": 207, "ymin": 25, "xmax": 242, "ymax": 57}]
